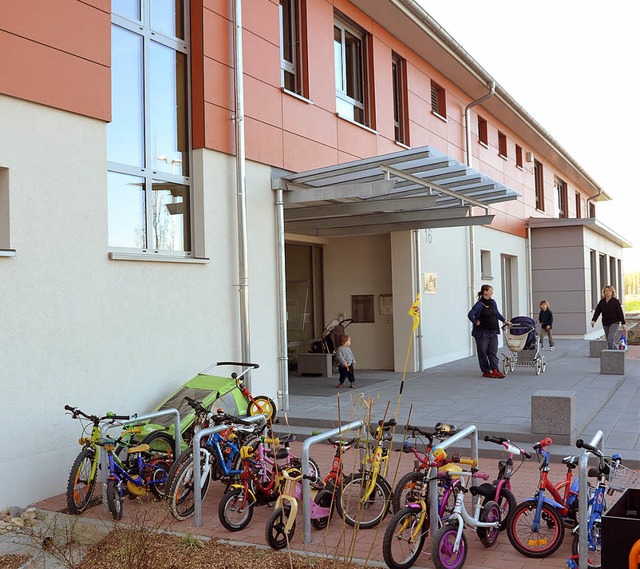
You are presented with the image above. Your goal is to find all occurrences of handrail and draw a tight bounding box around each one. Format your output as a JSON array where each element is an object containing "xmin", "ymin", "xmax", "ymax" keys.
[
  {"xmin": 577, "ymin": 430, "xmax": 604, "ymax": 569},
  {"xmin": 99, "ymin": 409, "xmax": 181, "ymax": 510},
  {"xmin": 427, "ymin": 424, "xmax": 479, "ymax": 547},
  {"xmin": 300, "ymin": 420, "xmax": 364, "ymax": 544},
  {"xmin": 192, "ymin": 414, "xmax": 267, "ymax": 527}
]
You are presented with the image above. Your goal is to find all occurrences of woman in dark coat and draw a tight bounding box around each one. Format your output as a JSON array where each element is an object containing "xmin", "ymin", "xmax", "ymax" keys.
[{"xmin": 591, "ymin": 285, "xmax": 627, "ymax": 349}]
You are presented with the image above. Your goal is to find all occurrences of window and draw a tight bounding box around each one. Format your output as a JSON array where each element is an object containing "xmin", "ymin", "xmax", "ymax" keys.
[
  {"xmin": 430, "ymin": 80, "xmax": 446, "ymax": 119},
  {"xmin": 599, "ymin": 253, "xmax": 607, "ymax": 294},
  {"xmin": 534, "ymin": 159, "xmax": 544, "ymax": 211},
  {"xmin": 480, "ymin": 250, "xmax": 492, "ymax": 279},
  {"xmin": 589, "ymin": 201, "xmax": 596, "ymax": 218},
  {"xmin": 280, "ymin": 0, "xmax": 308, "ymax": 97},
  {"xmin": 610, "ymin": 256, "xmax": 617, "ymax": 291},
  {"xmin": 498, "ymin": 131, "xmax": 507, "ymax": 158},
  {"xmin": 391, "ymin": 53, "xmax": 409, "ymax": 145},
  {"xmin": 351, "ymin": 295, "xmax": 374, "ymax": 323},
  {"xmin": 554, "ymin": 177, "xmax": 568, "ymax": 218},
  {"xmin": 575, "ymin": 192, "xmax": 581, "ymax": 218},
  {"xmin": 515, "ymin": 144, "xmax": 523, "ymax": 168},
  {"xmin": 334, "ymin": 13, "xmax": 371, "ymax": 127},
  {"xmin": 478, "ymin": 116, "xmax": 488, "ymax": 145},
  {"xmin": 590, "ymin": 250, "xmax": 598, "ymax": 308},
  {"xmin": 108, "ymin": 1, "xmax": 191, "ymax": 254},
  {"xmin": 0, "ymin": 168, "xmax": 9, "ymax": 250}
]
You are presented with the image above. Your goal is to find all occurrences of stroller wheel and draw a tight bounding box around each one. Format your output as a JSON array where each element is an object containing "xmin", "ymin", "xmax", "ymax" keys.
[
  {"xmin": 541, "ymin": 356, "xmax": 546, "ymax": 373},
  {"xmin": 501, "ymin": 360, "xmax": 509, "ymax": 376},
  {"xmin": 534, "ymin": 360, "xmax": 542, "ymax": 375}
]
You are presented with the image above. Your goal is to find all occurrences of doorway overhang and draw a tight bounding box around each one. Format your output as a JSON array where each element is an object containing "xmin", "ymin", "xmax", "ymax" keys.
[{"xmin": 272, "ymin": 146, "xmax": 520, "ymax": 236}]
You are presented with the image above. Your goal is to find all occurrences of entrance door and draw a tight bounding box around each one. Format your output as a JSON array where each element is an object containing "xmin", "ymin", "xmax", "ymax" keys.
[{"xmin": 501, "ymin": 255, "xmax": 515, "ymax": 318}]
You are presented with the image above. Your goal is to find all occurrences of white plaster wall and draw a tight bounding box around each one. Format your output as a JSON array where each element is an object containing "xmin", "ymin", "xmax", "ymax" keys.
[
  {"xmin": 0, "ymin": 96, "xmax": 280, "ymax": 507},
  {"xmin": 323, "ymin": 234, "xmax": 394, "ymax": 370}
]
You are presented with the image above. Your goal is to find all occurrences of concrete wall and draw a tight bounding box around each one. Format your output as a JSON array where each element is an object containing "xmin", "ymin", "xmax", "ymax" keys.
[{"xmin": 0, "ymin": 95, "xmax": 281, "ymax": 507}]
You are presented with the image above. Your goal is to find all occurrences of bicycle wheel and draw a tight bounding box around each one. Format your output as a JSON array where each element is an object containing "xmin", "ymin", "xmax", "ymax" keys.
[
  {"xmin": 167, "ymin": 449, "xmax": 212, "ymax": 521},
  {"xmin": 484, "ymin": 486, "xmax": 517, "ymax": 531},
  {"xmin": 248, "ymin": 396, "xmax": 277, "ymax": 422},
  {"xmin": 392, "ymin": 471, "xmax": 424, "ymax": 513},
  {"xmin": 290, "ymin": 457, "xmax": 321, "ymax": 481},
  {"xmin": 141, "ymin": 431, "xmax": 175, "ymax": 462},
  {"xmin": 382, "ymin": 506, "xmax": 428, "ymax": 569},
  {"xmin": 432, "ymin": 523, "xmax": 467, "ymax": 569},
  {"xmin": 106, "ymin": 479, "xmax": 123, "ymax": 521},
  {"xmin": 66, "ymin": 448, "xmax": 98, "ymax": 514},
  {"xmin": 337, "ymin": 472, "xmax": 391, "ymax": 529},
  {"xmin": 265, "ymin": 505, "xmax": 295, "ymax": 550},
  {"xmin": 218, "ymin": 487, "xmax": 254, "ymax": 531},
  {"xmin": 507, "ymin": 499, "xmax": 564, "ymax": 558},
  {"xmin": 571, "ymin": 521, "xmax": 602, "ymax": 569},
  {"xmin": 476, "ymin": 500, "xmax": 501, "ymax": 547},
  {"xmin": 310, "ymin": 489, "xmax": 333, "ymax": 530},
  {"xmin": 148, "ymin": 459, "xmax": 171, "ymax": 498}
]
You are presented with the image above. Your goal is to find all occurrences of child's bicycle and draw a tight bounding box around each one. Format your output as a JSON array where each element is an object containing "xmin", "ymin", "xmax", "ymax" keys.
[
  {"xmin": 64, "ymin": 405, "xmax": 174, "ymax": 515},
  {"xmin": 337, "ymin": 417, "xmax": 396, "ymax": 529},
  {"xmin": 507, "ymin": 436, "xmax": 580, "ymax": 558},
  {"xmin": 483, "ymin": 434, "xmax": 531, "ymax": 530},
  {"xmin": 202, "ymin": 361, "xmax": 277, "ymax": 422},
  {"xmin": 264, "ymin": 466, "xmax": 333, "ymax": 550}
]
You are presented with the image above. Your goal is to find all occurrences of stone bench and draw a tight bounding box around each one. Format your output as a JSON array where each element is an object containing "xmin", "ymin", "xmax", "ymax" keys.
[
  {"xmin": 600, "ymin": 349, "xmax": 626, "ymax": 375},
  {"xmin": 589, "ymin": 339, "xmax": 608, "ymax": 358},
  {"xmin": 531, "ymin": 390, "xmax": 576, "ymax": 445},
  {"xmin": 297, "ymin": 353, "xmax": 333, "ymax": 377}
]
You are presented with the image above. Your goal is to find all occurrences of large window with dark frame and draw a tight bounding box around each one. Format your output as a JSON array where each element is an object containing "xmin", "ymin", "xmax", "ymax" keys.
[
  {"xmin": 554, "ymin": 176, "xmax": 568, "ymax": 218},
  {"xmin": 534, "ymin": 159, "xmax": 544, "ymax": 211},
  {"xmin": 107, "ymin": 0, "xmax": 191, "ymax": 254},
  {"xmin": 391, "ymin": 53, "xmax": 408, "ymax": 145},
  {"xmin": 334, "ymin": 13, "xmax": 371, "ymax": 127},
  {"xmin": 280, "ymin": 0, "xmax": 308, "ymax": 98}
]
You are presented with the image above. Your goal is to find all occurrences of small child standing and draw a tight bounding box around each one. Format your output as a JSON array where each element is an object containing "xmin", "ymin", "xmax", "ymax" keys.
[
  {"xmin": 538, "ymin": 300, "xmax": 555, "ymax": 351},
  {"xmin": 335, "ymin": 334, "xmax": 356, "ymax": 388}
]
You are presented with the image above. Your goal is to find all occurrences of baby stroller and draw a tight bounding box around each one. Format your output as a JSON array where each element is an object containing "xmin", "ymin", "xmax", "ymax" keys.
[
  {"xmin": 310, "ymin": 317, "xmax": 353, "ymax": 370},
  {"xmin": 501, "ymin": 316, "xmax": 546, "ymax": 376}
]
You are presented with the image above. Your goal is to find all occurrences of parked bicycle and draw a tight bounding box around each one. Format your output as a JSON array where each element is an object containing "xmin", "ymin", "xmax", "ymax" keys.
[
  {"xmin": 506, "ymin": 436, "xmax": 579, "ymax": 558},
  {"xmin": 64, "ymin": 405, "xmax": 173, "ymax": 515},
  {"xmin": 483, "ymin": 434, "xmax": 531, "ymax": 530}
]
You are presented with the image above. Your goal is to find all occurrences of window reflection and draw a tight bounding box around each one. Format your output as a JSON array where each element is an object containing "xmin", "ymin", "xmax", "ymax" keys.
[
  {"xmin": 108, "ymin": 172, "xmax": 146, "ymax": 249},
  {"xmin": 150, "ymin": 42, "xmax": 189, "ymax": 176},
  {"xmin": 151, "ymin": 180, "xmax": 190, "ymax": 251},
  {"xmin": 151, "ymin": 0, "xmax": 184, "ymax": 39},
  {"xmin": 112, "ymin": 0, "xmax": 140, "ymax": 22}
]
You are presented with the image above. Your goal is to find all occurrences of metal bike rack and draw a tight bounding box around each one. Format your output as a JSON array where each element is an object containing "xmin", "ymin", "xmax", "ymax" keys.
[
  {"xmin": 192, "ymin": 414, "xmax": 267, "ymax": 527},
  {"xmin": 577, "ymin": 430, "xmax": 604, "ymax": 569},
  {"xmin": 300, "ymin": 420, "xmax": 364, "ymax": 544},
  {"xmin": 427, "ymin": 424, "xmax": 479, "ymax": 548},
  {"xmin": 99, "ymin": 409, "xmax": 182, "ymax": 510}
]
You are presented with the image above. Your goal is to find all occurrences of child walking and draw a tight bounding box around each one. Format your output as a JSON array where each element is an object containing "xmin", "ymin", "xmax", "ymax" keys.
[
  {"xmin": 538, "ymin": 300, "xmax": 555, "ymax": 351},
  {"xmin": 335, "ymin": 334, "xmax": 356, "ymax": 388}
]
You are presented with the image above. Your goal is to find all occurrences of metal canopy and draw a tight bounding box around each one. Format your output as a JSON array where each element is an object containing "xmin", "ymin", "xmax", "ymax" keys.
[{"xmin": 273, "ymin": 146, "xmax": 520, "ymax": 237}]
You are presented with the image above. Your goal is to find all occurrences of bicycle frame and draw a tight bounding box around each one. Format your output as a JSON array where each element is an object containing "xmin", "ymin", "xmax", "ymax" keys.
[
  {"xmin": 274, "ymin": 469, "xmax": 331, "ymax": 533},
  {"xmin": 359, "ymin": 419, "xmax": 395, "ymax": 502}
]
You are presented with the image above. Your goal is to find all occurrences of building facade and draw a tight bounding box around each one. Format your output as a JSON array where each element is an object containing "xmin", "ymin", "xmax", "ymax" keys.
[{"xmin": 0, "ymin": 0, "xmax": 628, "ymax": 506}]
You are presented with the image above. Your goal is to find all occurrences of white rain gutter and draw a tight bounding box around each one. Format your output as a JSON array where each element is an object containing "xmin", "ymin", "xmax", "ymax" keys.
[
  {"xmin": 233, "ymin": 0, "xmax": 251, "ymax": 371},
  {"xmin": 275, "ymin": 189, "xmax": 288, "ymax": 410}
]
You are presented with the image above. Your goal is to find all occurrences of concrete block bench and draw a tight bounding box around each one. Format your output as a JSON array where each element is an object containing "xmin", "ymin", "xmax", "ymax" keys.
[
  {"xmin": 531, "ymin": 390, "xmax": 576, "ymax": 442},
  {"xmin": 589, "ymin": 339, "xmax": 608, "ymax": 358},
  {"xmin": 297, "ymin": 353, "xmax": 333, "ymax": 377},
  {"xmin": 600, "ymin": 349, "xmax": 626, "ymax": 375}
]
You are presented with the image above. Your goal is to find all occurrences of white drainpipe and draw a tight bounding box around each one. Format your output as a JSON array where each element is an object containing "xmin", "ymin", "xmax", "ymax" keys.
[
  {"xmin": 275, "ymin": 189, "xmax": 288, "ymax": 411},
  {"xmin": 233, "ymin": 0, "xmax": 251, "ymax": 373}
]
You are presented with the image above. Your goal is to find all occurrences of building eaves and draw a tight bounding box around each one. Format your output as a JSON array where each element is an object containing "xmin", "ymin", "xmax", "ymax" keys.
[{"xmin": 526, "ymin": 216, "xmax": 632, "ymax": 248}]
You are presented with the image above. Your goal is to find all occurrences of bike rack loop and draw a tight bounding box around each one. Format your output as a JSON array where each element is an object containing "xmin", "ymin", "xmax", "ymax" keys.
[
  {"xmin": 192, "ymin": 414, "xmax": 267, "ymax": 528},
  {"xmin": 577, "ymin": 430, "xmax": 604, "ymax": 569},
  {"xmin": 99, "ymin": 409, "xmax": 182, "ymax": 510},
  {"xmin": 426, "ymin": 424, "xmax": 479, "ymax": 548},
  {"xmin": 300, "ymin": 420, "xmax": 364, "ymax": 544}
]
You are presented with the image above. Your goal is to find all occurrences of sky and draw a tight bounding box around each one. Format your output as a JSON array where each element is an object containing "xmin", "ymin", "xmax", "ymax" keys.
[{"xmin": 417, "ymin": 1, "xmax": 640, "ymax": 271}]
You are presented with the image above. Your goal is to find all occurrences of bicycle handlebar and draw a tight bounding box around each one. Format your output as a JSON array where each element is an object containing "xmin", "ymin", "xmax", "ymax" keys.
[
  {"xmin": 328, "ymin": 437, "xmax": 358, "ymax": 448},
  {"xmin": 64, "ymin": 405, "xmax": 129, "ymax": 423},
  {"xmin": 215, "ymin": 361, "xmax": 260, "ymax": 369},
  {"xmin": 533, "ymin": 437, "xmax": 553, "ymax": 451},
  {"xmin": 484, "ymin": 434, "xmax": 532, "ymax": 459}
]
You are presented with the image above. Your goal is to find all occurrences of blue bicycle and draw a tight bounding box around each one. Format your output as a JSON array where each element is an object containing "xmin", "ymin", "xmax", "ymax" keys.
[{"xmin": 571, "ymin": 439, "xmax": 621, "ymax": 569}]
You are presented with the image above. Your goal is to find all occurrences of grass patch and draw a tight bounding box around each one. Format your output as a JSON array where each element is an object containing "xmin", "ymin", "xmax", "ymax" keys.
[{"xmin": 625, "ymin": 297, "xmax": 640, "ymax": 313}]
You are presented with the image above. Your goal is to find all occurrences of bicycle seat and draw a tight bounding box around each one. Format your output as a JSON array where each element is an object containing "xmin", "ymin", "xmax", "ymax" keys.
[
  {"xmin": 470, "ymin": 483, "xmax": 495, "ymax": 500},
  {"xmin": 127, "ymin": 444, "xmax": 150, "ymax": 454},
  {"xmin": 562, "ymin": 455, "xmax": 579, "ymax": 468}
]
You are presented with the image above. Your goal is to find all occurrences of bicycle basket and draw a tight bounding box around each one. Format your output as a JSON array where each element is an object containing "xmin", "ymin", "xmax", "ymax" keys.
[{"xmin": 608, "ymin": 463, "xmax": 640, "ymax": 492}]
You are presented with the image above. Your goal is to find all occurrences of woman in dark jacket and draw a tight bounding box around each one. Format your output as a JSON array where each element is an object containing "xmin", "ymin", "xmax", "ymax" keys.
[
  {"xmin": 591, "ymin": 285, "xmax": 627, "ymax": 349},
  {"xmin": 468, "ymin": 284, "xmax": 512, "ymax": 378}
]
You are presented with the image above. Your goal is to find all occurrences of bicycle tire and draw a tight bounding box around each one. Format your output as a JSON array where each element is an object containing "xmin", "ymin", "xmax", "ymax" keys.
[
  {"xmin": 432, "ymin": 523, "xmax": 467, "ymax": 569},
  {"xmin": 392, "ymin": 471, "xmax": 424, "ymax": 514},
  {"xmin": 290, "ymin": 457, "xmax": 321, "ymax": 482},
  {"xmin": 506, "ymin": 499, "xmax": 564, "ymax": 558},
  {"xmin": 382, "ymin": 506, "xmax": 428, "ymax": 569},
  {"xmin": 106, "ymin": 479, "xmax": 123, "ymax": 521},
  {"xmin": 310, "ymin": 489, "xmax": 333, "ymax": 530},
  {"xmin": 148, "ymin": 459, "xmax": 171, "ymax": 499},
  {"xmin": 167, "ymin": 449, "xmax": 212, "ymax": 521},
  {"xmin": 484, "ymin": 486, "xmax": 516, "ymax": 531},
  {"xmin": 476, "ymin": 499, "xmax": 501, "ymax": 547},
  {"xmin": 140, "ymin": 431, "xmax": 175, "ymax": 462},
  {"xmin": 265, "ymin": 505, "xmax": 295, "ymax": 550},
  {"xmin": 337, "ymin": 472, "xmax": 391, "ymax": 529},
  {"xmin": 66, "ymin": 448, "xmax": 98, "ymax": 514},
  {"xmin": 248, "ymin": 396, "xmax": 277, "ymax": 423},
  {"xmin": 571, "ymin": 520, "xmax": 602, "ymax": 569},
  {"xmin": 218, "ymin": 487, "xmax": 254, "ymax": 531}
]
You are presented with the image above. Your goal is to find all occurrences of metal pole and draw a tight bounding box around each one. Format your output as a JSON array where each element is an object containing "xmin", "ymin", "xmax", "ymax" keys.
[
  {"xmin": 578, "ymin": 430, "xmax": 604, "ymax": 569},
  {"xmin": 275, "ymin": 188, "xmax": 289, "ymax": 411}
]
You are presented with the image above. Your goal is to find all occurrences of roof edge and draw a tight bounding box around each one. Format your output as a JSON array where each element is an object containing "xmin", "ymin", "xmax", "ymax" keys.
[{"xmin": 526, "ymin": 216, "xmax": 632, "ymax": 248}]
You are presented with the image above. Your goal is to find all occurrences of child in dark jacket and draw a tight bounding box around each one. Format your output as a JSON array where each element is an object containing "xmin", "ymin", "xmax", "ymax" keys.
[{"xmin": 539, "ymin": 300, "xmax": 555, "ymax": 351}]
